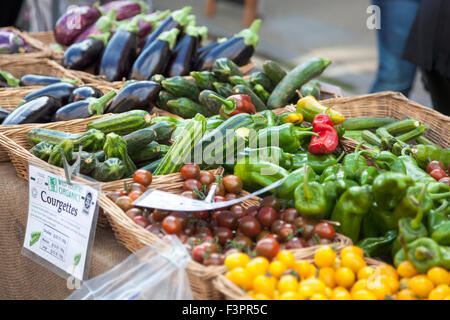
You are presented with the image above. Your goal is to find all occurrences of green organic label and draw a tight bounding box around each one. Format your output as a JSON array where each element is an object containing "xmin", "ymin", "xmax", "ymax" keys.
[{"xmin": 29, "ymin": 231, "xmax": 41, "ymax": 246}]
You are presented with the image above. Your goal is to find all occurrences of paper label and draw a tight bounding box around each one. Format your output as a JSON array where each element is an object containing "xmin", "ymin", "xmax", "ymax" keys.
[{"xmin": 23, "ymin": 164, "xmax": 98, "ymax": 280}]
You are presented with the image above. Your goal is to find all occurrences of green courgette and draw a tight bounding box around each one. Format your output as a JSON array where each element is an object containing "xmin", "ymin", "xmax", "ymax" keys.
[
  {"xmin": 72, "ymin": 151, "xmax": 98, "ymax": 175},
  {"xmin": 92, "ymin": 158, "xmax": 126, "ymax": 182},
  {"xmin": 27, "ymin": 128, "xmax": 77, "ymax": 146},
  {"xmin": 199, "ymin": 90, "xmax": 224, "ymax": 115},
  {"xmin": 233, "ymin": 84, "xmax": 267, "ymax": 111},
  {"xmin": 123, "ymin": 128, "xmax": 157, "ymax": 154},
  {"xmin": 383, "ymin": 118, "xmax": 422, "ymax": 136},
  {"xmin": 300, "ymin": 79, "xmax": 321, "ymax": 100},
  {"xmin": 148, "ymin": 121, "xmax": 177, "ymax": 143},
  {"xmin": 162, "ymin": 76, "xmax": 200, "ymax": 102},
  {"xmin": 267, "ymin": 57, "xmax": 331, "ymax": 110},
  {"xmin": 103, "ymin": 133, "xmax": 136, "ymax": 176},
  {"xmin": 262, "ymin": 60, "xmax": 287, "ymax": 85},
  {"xmin": 87, "ymin": 110, "xmax": 152, "ymax": 136},
  {"xmin": 139, "ymin": 158, "xmax": 163, "ymax": 174},
  {"xmin": 213, "ymin": 82, "xmax": 234, "ymax": 97},
  {"xmin": 156, "ymin": 90, "xmax": 176, "ymax": 111},
  {"xmin": 250, "ymin": 72, "xmax": 274, "ymax": 92},
  {"xmin": 30, "ymin": 142, "xmax": 54, "ymax": 161},
  {"xmin": 130, "ymin": 141, "xmax": 161, "ymax": 163},
  {"xmin": 167, "ymin": 97, "xmax": 211, "ymax": 118},
  {"xmin": 342, "ymin": 117, "xmax": 398, "ymax": 131},
  {"xmin": 48, "ymin": 139, "xmax": 74, "ymax": 167}
]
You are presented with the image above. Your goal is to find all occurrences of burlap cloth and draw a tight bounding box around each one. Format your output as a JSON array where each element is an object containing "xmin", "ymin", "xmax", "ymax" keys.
[{"xmin": 0, "ymin": 163, "xmax": 131, "ymax": 299}]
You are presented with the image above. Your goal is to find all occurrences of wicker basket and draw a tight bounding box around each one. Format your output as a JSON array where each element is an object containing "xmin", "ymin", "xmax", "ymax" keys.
[
  {"xmin": 25, "ymin": 31, "xmax": 63, "ymax": 61},
  {"xmin": 213, "ymin": 254, "xmax": 383, "ymax": 300},
  {"xmin": 0, "ymin": 27, "xmax": 52, "ymax": 60}
]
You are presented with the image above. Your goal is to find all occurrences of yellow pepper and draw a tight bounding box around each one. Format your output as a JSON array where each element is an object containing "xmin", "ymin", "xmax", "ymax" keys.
[{"xmin": 296, "ymin": 95, "xmax": 345, "ymax": 124}]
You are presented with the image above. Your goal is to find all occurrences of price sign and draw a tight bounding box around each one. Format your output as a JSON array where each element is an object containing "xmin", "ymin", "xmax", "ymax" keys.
[{"xmin": 23, "ymin": 163, "xmax": 99, "ymax": 281}]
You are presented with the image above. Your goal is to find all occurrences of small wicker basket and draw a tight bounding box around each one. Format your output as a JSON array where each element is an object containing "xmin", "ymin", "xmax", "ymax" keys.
[
  {"xmin": 25, "ymin": 31, "xmax": 63, "ymax": 61},
  {"xmin": 0, "ymin": 27, "xmax": 52, "ymax": 61}
]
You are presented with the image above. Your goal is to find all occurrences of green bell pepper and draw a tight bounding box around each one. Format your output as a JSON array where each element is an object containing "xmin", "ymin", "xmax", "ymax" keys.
[
  {"xmin": 428, "ymin": 201, "xmax": 450, "ymax": 246},
  {"xmin": 355, "ymin": 166, "xmax": 379, "ymax": 185},
  {"xmin": 330, "ymin": 185, "xmax": 373, "ymax": 242},
  {"xmin": 392, "ymin": 185, "xmax": 433, "ymax": 222},
  {"xmin": 234, "ymin": 159, "xmax": 289, "ymax": 191},
  {"xmin": 342, "ymin": 142, "xmax": 367, "ymax": 179},
  {"xmin": 320, "ymin": 164, "xmax": 349, "ymax": 183},
  {"xmin": 398, "ymin": 154, "xmax": 435, "ymax": 184},
  {"xmin": 238, "ymin": 146, "xmax": 294, "ymax": 170},
  {"xmin": 360, "ymin": 150, "xmax": 406, "ymax": 174},
  {"xmin": 277, "ymin": 165, "xmax": 318, "ymax": 199},
  {"xmin": 292, "ymin": 151, "xmax": 344, "ymax": 175},
  {"xmin": 394, "ymin": 237, "xmax": 442, "ymax": 273},
  {"xmin": 257, "ymin": 123, "xmax": 318, "ymax": 153},
  {"xmin": 372, "ymin": 172, "xmax": 414, "ymax": 211},
  {"xmin": 259, "ymin": 110, "xmax": 277, "ymax": 127},
  {"xmin": 357, "ymin": 230, "xmax": 398, "ymax": 258},
  {"xmin": 361, "ymin": 209, "xmax": 383, "ymax": 239},
  {"xmin": 439, "ymin": 246, "xmax": 450, "ymax": 270}
]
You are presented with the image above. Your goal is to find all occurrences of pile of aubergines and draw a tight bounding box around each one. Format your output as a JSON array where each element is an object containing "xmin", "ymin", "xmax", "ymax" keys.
[
  {"xmin": 59, "ymin": 3, "xmax": 261, "ymax": 81},
  {"xmin": 1, "ymin": 78, "xmax": 161, "ymax": 125}
]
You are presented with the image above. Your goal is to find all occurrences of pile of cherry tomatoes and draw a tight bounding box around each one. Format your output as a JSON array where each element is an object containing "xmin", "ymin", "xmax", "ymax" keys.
[
  {"xmin": 107, "ymin": 163, "xmax": 337, "ymax": 266},
  {"xmin": 426, "ymin": 160, "xmax": 450, "ymax": 185}
]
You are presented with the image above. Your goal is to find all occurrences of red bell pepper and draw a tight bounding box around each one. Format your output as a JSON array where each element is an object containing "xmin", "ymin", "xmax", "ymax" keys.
[
  {"xmin": 210, "ymin": 94, "xmax": 256, "ymax": 119},
  {"xmin": 308, "ymin": 114, "xmax": 338, "ymax": 155}
]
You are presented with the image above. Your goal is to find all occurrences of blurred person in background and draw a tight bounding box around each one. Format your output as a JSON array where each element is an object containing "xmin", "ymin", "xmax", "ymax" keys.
[
  {"xmin": 403, "ymin": 0, "xmax": 450, "ymax": 116},
  {"xmin": 370, "ymin": 0, "xmax": 420, "ymax": 97},
  {"xmin": 0, "ymin": 1, "xmax": 24, "ymax": 27}
]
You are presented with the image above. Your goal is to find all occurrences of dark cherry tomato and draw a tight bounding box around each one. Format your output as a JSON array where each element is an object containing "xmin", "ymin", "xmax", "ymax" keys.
[
  {"xmin": 260, "ymin": 196, "xmax": 280, "ymax": 210},
  {"xmin": 183, "ymin": 179, "xmax": 202, "ymax": 191},
  {"xmin": 162, "ymin": 216, "xmax": 182, "ymax": 234},
  {"xmin": 107, "ymin": 191, "xmax": 121, "ymax": 202},
  {"xmin": 215, "ymin": 227, "xmax": 233, "ymax": 245},
  {"xmin": 125, "ymin": 208, "xmax": 142, "ymax": 219},
  {"xmin": 183, "ymin": 225, "xmax": 196, "ymax": 236},
  {"xmin": 181, "ymin": 191, "xmax": 198, "ymax": 199},
  {"xmin": 146, "ymin": 223, "xmax": 161, "ymax": 235},
  {"xmin": 152, "ymin": 209, "xmax": 170, "ymax": 222},
  {"xmin": 313, "ymin": 222, "xmax": 336, "ymax": 240},
  {"xmin": 180, "ymin": 163, "xmax": 200, "ymax": 180},
  {"xmin": 426, "ymin": 161, "xmax": 445, "ymax": 174},
  {"xmin": 213, "ymin": 195, "xmax": 227, "ymax": 203},
  {"xmin": 199, "ymin": 171, "xmax": 215, "ymax": 186},
  {"xmin": 128, "ymin": 190, "xmax": 142, "ymax": 201},
  {"xmin": 222, "ymin": 175, "xmax": 243, "ymax": 194},
  {"xmin": 133, "ymin": 169, "xmax": 152, "ymax": 187},
  {"xmin": 278, "ymin": 223, "xmax": 296, "ymax": 242},
  {"xmin": 216, "ymin": 210, "xmax": 238, "ymax": 229},
  {"xmin": 208, "ymin": 183, "xmax": 226, "ymax": 196},
  {"xmin": 256, "ymin": 230, "xmax": 271, "ymax": 242},
  {"xmin": 225, "ymin": 193, "xmax": 239, "ymax": 201},
  {"xmin": 196, "ymin": 226, "xmax": 213, "ymax": 238},
  {"xmin": 115, "ymin": 196, "xmax": 133, "ymax": 212},
  {"xmin": 141, "ymin": 208, "xmax": 151, "ymax": 219},
  {"xmin": 265, "ymin": 233, "xmax": 280, "ymax": 243},
  {"xmin": 270, "ymin": 219, "xmax": 285, "ymax": 234},
  {"xmin": 133, "ymin": 216, "xmax": 150, "ymax": 228},
  {"xmin": 439, "ymin": 177, "xmax": 450, "ymax": 186},
  {"xmin": 255, "ymin": 238, "xmax": 280, "ymax": 260},
  {"xmin": 430, "ymin": 169, "xmax": 447, "ymax": 181},
  {"xmin": 193, "ymin": 210, "xmax": 209, "ymax": 220},
  {"xmin": 170, "ymin": 211, "xmax": 188, "ymax": 228},
  {"xmin": 233, "ymin": 234, "xmax": 253, "ymax": 251},
  {"xmin": 230, "ymin": 204, "xmax": 246, "ymax": 219},
  {"xmin": 224, "ymin": 248, "xmax": 241, "ymax": 256},
  {"xmin": 130, "ymin": 182, "xmax": 146, "ymax": 193},
  {"xmin": 244, "ymin": 206, "xmax": 259, "ymax": 218},
  {"xmin": 301, "ymin": 223, "xmax": 315, "ymax": 239},
  {"xmin": 238, "ymin": 216, "xmax": 262, "ymax": 237},
  {"xmin": 285, "ymin": 237, "xmax": 307, "ymax": 249},
  {"xmin": 257, "ymin": 207, "xmax": 278, "ymax": 227},
  {"xmin": 203, "ymin": 253, "xmax": 225, "ymax": 266},
  {"xmin": 191, "ymin": 244, "xmax": 208, "ymax": 262},
  {"xmin": 280, "ymin": 208, "xmax": 299, "ymax": 223}
]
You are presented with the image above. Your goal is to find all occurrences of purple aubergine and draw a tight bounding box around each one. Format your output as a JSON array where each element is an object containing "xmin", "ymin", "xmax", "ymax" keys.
[
  {"xmin": 100, "ymin": 0, "xmax": 148, "ymax": 21},
  {"xmin": 73, "ymin": 9, "xmax": 116, "ymax": 43},
  {"xmin": 54, "ymin": 5, "xmax": 102, "ymax": 46},
  {"xmin": 19, "ymin": 74, "xmax": 78, "ymax": 86},
  {"xmin": 141, "ymin": 6, "xmax": 191, "ymax": 50},
  {"xmin": 105, "ymin": 81, "xmax": 160, "ymax": 113},
  {"xmin": 196, "ymin": 19, "xmax": 261, "ymax": 71},
  {"xmin": 23, "ymin": 82, "xmax": 78, "ymax": 105},
  {"xmin": 99, "ymin": 19, "xmax": 139, "ymax": 81},
  {"xmin": 0, "ymin": 107, "xmax": 10, "ymax": 124},
  {"xmin": 63, "ymin": 37, "xmax": 105, "ymax": 70},
  {"xmin": 165, "ymin": 26, "xmax": 199, "ymax": 77},
  {"xmin": 69, "ymin": 86, "xmax": 104, "ymax": 103},
  {"xmin": 0, "ymin": 30, "xmax": 28, "ymax": 54},
  {"xmin": 2, "ymin": 96, "xmax": 60, "ymax": 125},
  {"xmin": 53, "ymin": 91, "xmax": 116, "ymax": 122},
  {"xmin": 130, "ymin": 28, "xmax": 179, "ymax": 80}
]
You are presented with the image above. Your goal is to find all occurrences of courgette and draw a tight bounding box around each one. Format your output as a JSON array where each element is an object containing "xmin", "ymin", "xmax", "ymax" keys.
[
  {"xmin": 161, "ymin": 76, "xmax": 200, "ymax": 102},
  {"xmin": 213, "ymin": 82, "xmax": 234, "ymax": 97},
  {"xmin": 148, "ymin": 121, "xmax": 177, "ymax": 143},
  {"xmin": 262, "ymin": 60, "xmax": 287, "ymax": 85},
  {"xmin": 103, "ymin": 133, "xmax": 136, "ymax": 176},
  {"xmin": 233, "ymin": 84, "xmax": 267, "ymax": 111},
  {"xmin": 267, "ymin": 57, "xmax": 331, "ymax": 110},
  {"xmin": 48, "ymin": 139, "xmax": 74, "ymax": 168},
  {"xmin": 130, "ymin": 141, "xmax": 161, "ymax": 163},
  {"xmin": 27, "ymin": 128, "xmax": 77, "ymax": 146},
  {"xmin": 139, "ymin": 158, "xmax": 163, "ymax": 174},
  {"xmin": 190, "ymin": 71, "xmax": 217, "ymax": 91},
  {"xmin": 123, "ymin": 128, "xmax": 157, "ymax": 154},
  {"xmin": 383, "ymin": 118, "xmax": 422, "ymax": 136},
  {"xmin": 30, "ymin": 142, "xmax": 54, "ymax": 161},
  {"xmin": 156, "ymin": 90, "xmax": 176, "ymax": 111},
  {"xmin": 396, "ymin": 125, "xmax": 428, "ymax": 142},
  {"xmin": 167, "ymin": 97, "xmax": 211, "ymax": 118},
  {"xmin": 154, "ymin": 114, "xmax": 207, "ymax": 175},
  {"xmin": 250, "ymin": 72, "xmax": 274, "ymax": 92},
  {"xmin": 72, "ymin": 151, "xmax": 98, "ymax": 175},
  {"xmin": 72, "ymin": 129, "xmax": 105, "ymax": 152},
  {"xmin": 92, "ymin": 158, "xmax": 126, "ymax": 182},
  {"xmin": 199, "ymin": 90, "xmax": 224, "ymax": 115},
  {"xmin": 300, "ymin": 79, "xmax": 321, "ymax": 100},
  {"xmin": 361, "ymin": 130, "xmax": 383, "ymax": 148},
  {"xmin": 212, "ymin": 58, "xmax": 243, "ymax": 81},
  {"xmin": 342, "ymin": 117, "xmax": 398, "ymax": 131},
  {"xmin": 87, "ymin": 110, "xmax": 152, "ymax": 136}
]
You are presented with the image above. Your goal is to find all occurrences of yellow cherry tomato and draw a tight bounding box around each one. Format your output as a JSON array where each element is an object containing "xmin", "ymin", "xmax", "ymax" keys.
[
  {"xmin": 298, "ymin": 284, "xmax": 315, "ymax": 299},
  {"xmin": 399, "ymin": 278, "xmax": 410, "ymax": 290},
  {"xmin": 332, "ymin": 287, "xmax": 351, "ymax": 300},
  {"xmin": 319, "ymin": 267, "xmax": 336, "ymax": 288},
  {"xmin": 273, "ymin": 290, "xmax": 280, "ymax": 300},
  {"xmin": 357, "ymin": 266, "xmax": 376, "ymax": 280},
  {"xmin": 225, "ymin": 252, "xmax": 250, "ymax": 271},
  {"xmin": 225, "ymin": 271, "xmax": 232, "ymax": 281},
  {"xmin": 332, "ymin": 257, "xmax": 341, "ymax": 270},
  {"xmin": 396, "ymin": 289, "xmax": 416, "ymax": 300},
  {"xmin": 335, "ymin": 267, "xmax": 355, "ymax": 289},
  {"xmin": 377, "ymin": 264, "xmax": 399, "ymax": 281},
  {"xmin": 428, "ymin": 284, "xmax": 450, "ymax": 300},
  {"xmin": 340, "ymin": 252, "xmax": 367, "ymax": 273},
  {"xmin": 254, "ymin": 293, "xmax": 270, "ymax": 300},
  {"xmin": 366, "ymin": 278, "xmax": 392, "ymax": 300},
  {"xmin": 427, "ymin": 267, "xmax": 450, "ymax": 286},
  {"xmin": 397, "ymin": 261, "xmax": 418, "ymax": 279},
  {"xmin": 276, "ymin": 250, "xmax": 296, "ymax": 269},
  {"xmin": 314, "ymin": 246, "xmax": 337, "ymax": 268},
  {"xmin": 350, "ymin": 279, "xmax": 368, "ymax": 295},
  {"xmin": 310, "ymin": 293, "xmax": 328, "ymax": 300},
  {"xmin": 294, "ymin": 260, "xmax": 316, "ymax": 280},
  {"xmin": 324, "ymin": 287, "xmax": 333, "ymax": 298},
  {"xmin": 269, "ymin": 260, "xmax": 287, "ymax": 279},
  {"xmin": 300, "ymin": 278, "xmax": 327, "ymax": 295},
  {"xmin": 340, "ymin": 246, "xmax": 364, "ymax": 259},
  {"xmin": 278, "ymin": 275, "xmax": 298, "ymax": 294},
  {"xmin": 229, "ymin": 267, "xmax": 253, "ymax": 290},
  {"xmin": 246, "ymin": 257, "xmax": 269, "ymax": 277},
  {"xmin": 351, "ymin": 289, "xmax": 377, "ymax": 300},
  {"xmin": 253, "ymin": 275, "xmax": 275, "ymax": 298},
  {"xmin": 444, "ymin": 294, "xmax": 450, "ymax": 300},
  {"xmin": 409, "ymin": 275, "xmax": 434, "ymax": 298},
  {"xmin": 279, "ymin": 291, "xmax": 302, "ymax": 300}
]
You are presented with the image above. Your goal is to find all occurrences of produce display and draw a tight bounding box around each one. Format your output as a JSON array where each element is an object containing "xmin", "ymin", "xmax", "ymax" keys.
[
  {"xmin": 57, "ymin": 3, "xmax": 262, "ymax": 81},
  {"xmin": 224, "ymin": 245, "xmax": 450, "ymax": 300}
]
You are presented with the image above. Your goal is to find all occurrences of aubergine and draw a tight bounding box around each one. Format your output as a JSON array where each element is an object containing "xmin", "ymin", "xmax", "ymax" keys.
[
  {"xmin": 130, "ymin": 28, "xmax": 179, "ymax": 80},
  {"xmin": 2, "ymin": 96, "xmax": 60, "ymax": 125},
  {"xmin": 197, "ymin": 38, "xmax": 226, "ymax": 56},
  {"xmin": 23, "ymin": 82, "xmax": 78, "ymax": 105},
  {"xmin": 0, "ymin": 107, "xmax": 10, "ymax": 124},
  {"xmin": 99, "ymin": 19, "xmax": 139, "ymax": 81},
  {"xmin": 0, "ymin": 70, "xmax": 20, "ymax": 87},
  {"xmin": 105, "ymin": 81, "xmax": 160, "ymax": 113},
  {"xmin": 141, "ymin": 6, "xmax": 191, "ymax": 50},
  {"xmin": 196, "ymin": 19, "xmax": 261, "ymax": 71},
  {"xmin": 53, "ymin": 91, "xmax": 116, "ymax": 122},
  {"xmin": 69, "ymin": 86, "xmax": 104, "ymax": 103},
  {"xmin": 63, "ymin": 37, "xmax": 106, "ymax": 70},
  {"xmin": 20, "ymin": 74, "xmax": 78, "ymax": 87},
  {"xmin": 100, "ymin": 0, "xmax": 148, "ymax": 21},
  {"xmin": 166, "ymin": 26, "xmax": 199, "ymax": 77},
  {"xmin": 73, "ymin": 9, "xmax": 116, "ymax": 43}
]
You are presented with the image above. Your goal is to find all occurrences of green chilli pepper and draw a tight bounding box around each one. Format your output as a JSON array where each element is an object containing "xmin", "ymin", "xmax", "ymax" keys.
[
  {"xmin": 293, "ymin": 151, "xmax": 344, "ymax": 175},
  {"xmin": 342, "ymin": 142, "xmax": 367, "ymax": 179},
  {"xmin": 238, "ymin": 146, "xmax": 294, "ymax": 170},
  {"xmin": 355, "ymin": 166, "xmax": 379, "ymax": 185},
  {"xmin": 320, "ymin": 164, "xmax": 349, "ymax": 183},
  {"xmin": 277, "ymin": 165, "xmax": 319, "ymax": 199},
  {"xmin": 234, "ymin": 159, "xmax": 289, "ymax": 191},
  {"xmin": 372, "ymin": 172, "xmax": 414, "ymax": 211},
  {"xmin": 360, "ymin": 150, "xmax": 406, "ymax": 174},
  {"xmin": 428, "ymin": 201, "xmax": 450, "ymax": 246},
  {"xmin": 257, "ymin": 123, "xmax": 318, "ymax": 153},
  {"xmin": 357, "ymin": 230, "xmax": 398, "ymax": 258}
]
